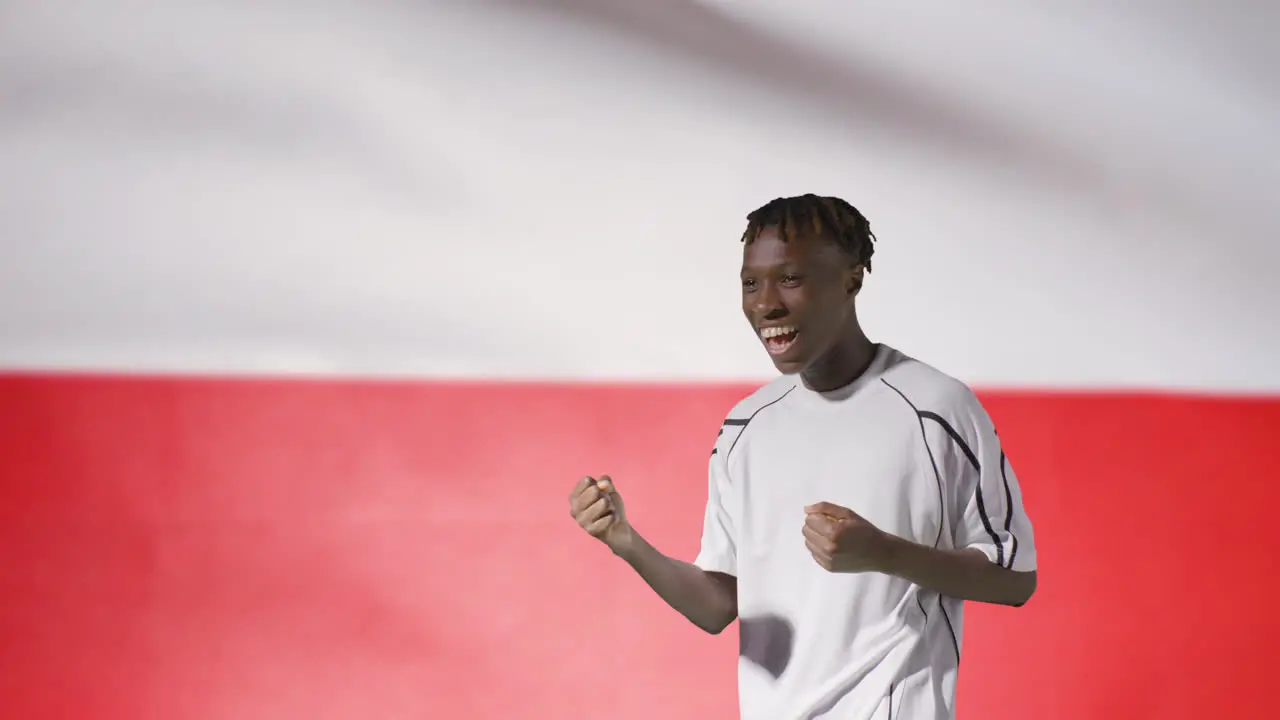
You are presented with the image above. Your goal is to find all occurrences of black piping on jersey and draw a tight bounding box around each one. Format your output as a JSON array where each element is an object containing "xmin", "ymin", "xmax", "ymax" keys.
[
  {"xmin": 881, "ymin": 378, "xmax": 961, "ymax": 664},
  {"xmin": 879, "ymin": 380, "xmax": 947, "ymax": 550},
  {"xmin": 710, "ymin": 418, "xmax": 752, "ymax": 456},
  {"xmin": 886, "ymin": 681, "xmax": 894, "ymax": 719},
  {"xmin": 711, "ymin": 386, "xmax": 797, "ymax": 461},
  {"xmin": 918, "ymin": 411, "xmax": 980, "ymax": 471},
  {"xmin": 882, "ymin": 380, "xmax": 1011, "ymax": 569},
  {"xmin": 1000, "ymin": 451, "xmax": 1019, "ymax": 570},
  {"xmin": 938, "ymin": 594, "xmax": 961, "ymax": 666}
]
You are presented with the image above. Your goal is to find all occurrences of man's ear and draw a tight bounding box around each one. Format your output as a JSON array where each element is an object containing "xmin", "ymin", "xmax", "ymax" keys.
[{"xmin": 845, "ymin": 265, "xmax": 865, "ymax": 297}]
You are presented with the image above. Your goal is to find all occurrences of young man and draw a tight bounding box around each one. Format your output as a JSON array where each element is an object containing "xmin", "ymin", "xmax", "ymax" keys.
[{"xmin": 567, "ymin": 194, "xmax": 1038, "ymax": 719}]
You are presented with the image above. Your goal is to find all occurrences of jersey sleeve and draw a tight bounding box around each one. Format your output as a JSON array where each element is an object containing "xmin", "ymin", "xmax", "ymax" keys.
[
  {"xmin": 947, "ymin": 392, "xmax": 1037, "ymax": 573},
  {"xmin": 692, "ymin": 443, "xmax": 737, "ymax": 576}
]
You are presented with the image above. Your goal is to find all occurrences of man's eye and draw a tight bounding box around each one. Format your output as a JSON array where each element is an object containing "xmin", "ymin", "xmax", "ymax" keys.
[
  {"xmin": 742, "ymin": 279, "xmax": 757, "ymax": 291},
  {"xmin": 781, "ymin": 274, "xmax": 802, "ymax": 285}
]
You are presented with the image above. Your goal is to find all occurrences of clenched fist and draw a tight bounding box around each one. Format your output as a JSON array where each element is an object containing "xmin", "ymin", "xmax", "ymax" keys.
[
  {"xmin": 568, "ymin": 475, "xmax": 633, "ymax": 554},
  {"xmin": 803, "ymin": 502, "xmax": 892, "ymax": 573}
]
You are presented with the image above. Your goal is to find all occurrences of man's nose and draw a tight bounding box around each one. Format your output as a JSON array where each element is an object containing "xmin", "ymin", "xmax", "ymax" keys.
[{"xmin": 752, "ymin": 282, "xmax": 787, "ymax": 319}]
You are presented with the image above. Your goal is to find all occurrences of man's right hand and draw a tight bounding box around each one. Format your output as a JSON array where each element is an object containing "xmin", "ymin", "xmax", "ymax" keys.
[{"xmin": 568, "ymin": 475, "xmax": 633, "ymax": 554}]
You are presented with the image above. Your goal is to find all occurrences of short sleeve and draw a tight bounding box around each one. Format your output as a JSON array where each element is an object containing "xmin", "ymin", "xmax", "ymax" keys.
[
  {"xmin": 948, "ymin": 393, "xmax": 1037, "ymax": 573},
  {"xmin": 693, "ymin": 446, "xmax": 737, "ymax": 576}
]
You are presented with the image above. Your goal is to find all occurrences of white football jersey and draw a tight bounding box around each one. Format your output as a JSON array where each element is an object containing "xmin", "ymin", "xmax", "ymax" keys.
[{"xmin": 695, "ymin": 344, "xmax": 1037, "ymax": 719}]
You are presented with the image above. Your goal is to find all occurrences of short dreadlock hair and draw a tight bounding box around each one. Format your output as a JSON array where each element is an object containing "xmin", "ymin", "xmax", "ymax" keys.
[{"xmin": 740, "ymin": 194, "xmax": 877, "ymax": 271}]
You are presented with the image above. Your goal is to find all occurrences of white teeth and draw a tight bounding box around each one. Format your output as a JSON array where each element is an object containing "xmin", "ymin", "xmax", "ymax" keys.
[{"xmin": 760, "ymin": 326, "xmax": 798, "ymax": 339}]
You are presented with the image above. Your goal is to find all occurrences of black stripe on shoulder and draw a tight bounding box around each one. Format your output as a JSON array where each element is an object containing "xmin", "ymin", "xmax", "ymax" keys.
[
  {"xmin": 723, "ymin": 386, "xmax": 796, "ymax": 461},
  {"xmin": 880, "ymin": 379, "xmax": 946, "ymax": 550},
  {"xmin": 922, "ymin": 405, "xmax": 1002, "ymax": 566},
  {"xmin": 918, "ymin": 411, "xmax": 979, "ymax": 472},
  {"xmin": 881, "ymin": 378, "xmax": 1003, "ymax": 567}
]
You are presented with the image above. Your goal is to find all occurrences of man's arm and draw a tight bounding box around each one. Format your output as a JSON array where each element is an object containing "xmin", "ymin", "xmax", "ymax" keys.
[
  {"xmin": 803, "ymin": 503, "xmax": 1036, "ymax": 606},
  {"xmin": 572, "ymin": 417, "xmax": 742, "ymax": 634},
  {"xmin": 612, "ymin": 431, "xmax": 741, "ymax": 635},
  {"xmin": 878, "ymin": 536, "xmax": 1036, "ymax": 606},
  {"xmin": 876, "ymin": 384, "xmax": 1039, "ymax": 606},
  {"xmin": 614, "ymin": 531, "xmax": 738, "ymax": 634},
  {"xmin": 803, "ymin": 385, "xmax": 1038, "ymax": 606}
]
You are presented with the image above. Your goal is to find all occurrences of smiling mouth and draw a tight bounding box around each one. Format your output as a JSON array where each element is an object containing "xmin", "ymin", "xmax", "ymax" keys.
[{"xmin": 759, "ymin": 326, "xmax": 800, "ymax": 356}]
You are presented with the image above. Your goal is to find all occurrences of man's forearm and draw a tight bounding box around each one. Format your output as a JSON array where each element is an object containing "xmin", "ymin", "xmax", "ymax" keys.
[
  {"xmin": 878, "ymin": 535, "xmax": 1036, "ymax": 607},
  {"xmin": 615, "ymin": 531, "xmax": 738, "ymax": 634}
]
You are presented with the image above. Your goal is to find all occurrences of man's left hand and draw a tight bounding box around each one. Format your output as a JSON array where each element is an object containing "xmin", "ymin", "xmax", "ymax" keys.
[{"xmin": 802, "ymin": 502, "xmax": 893, "ymax": 573}]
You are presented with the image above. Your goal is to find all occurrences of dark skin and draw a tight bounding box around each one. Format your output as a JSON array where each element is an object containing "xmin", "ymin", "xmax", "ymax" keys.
[{"xmin": 741, "ymin": 226, "xmax": 1037, "ymax": 607}]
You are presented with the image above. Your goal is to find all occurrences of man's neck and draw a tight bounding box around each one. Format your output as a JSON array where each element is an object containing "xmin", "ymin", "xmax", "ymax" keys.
[{"xmin": 799, "ymin": 332, "xmax": 877, "ymax": 393}]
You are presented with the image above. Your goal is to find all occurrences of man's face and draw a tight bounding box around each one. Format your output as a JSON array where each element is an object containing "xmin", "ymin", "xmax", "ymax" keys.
[{"xmin": 740, "ymin": 226, "xmax": 861, "ymax": 374}]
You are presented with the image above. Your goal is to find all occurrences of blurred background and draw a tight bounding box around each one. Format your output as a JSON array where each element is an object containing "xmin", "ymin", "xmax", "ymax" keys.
[{"xmin": 1, "ymin": 1, "xmax": 1278, "ymax": 718}]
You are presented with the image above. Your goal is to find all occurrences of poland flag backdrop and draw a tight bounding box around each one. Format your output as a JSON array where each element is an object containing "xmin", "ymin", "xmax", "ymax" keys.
[{"xmin": 2, "ymin": 2, "xmax": 1278, "ymax": 718}]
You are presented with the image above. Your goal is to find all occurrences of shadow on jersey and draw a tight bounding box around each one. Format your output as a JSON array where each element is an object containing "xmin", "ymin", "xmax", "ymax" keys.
[{"xmin": 739, "ymin": 613, "xmax": 795, "ymax": 679}]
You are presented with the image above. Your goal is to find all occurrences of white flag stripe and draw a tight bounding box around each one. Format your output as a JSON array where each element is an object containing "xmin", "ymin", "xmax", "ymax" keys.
[{"xmin": 1, "ymin": 2, "xmax": 1276, "ymax": 390}]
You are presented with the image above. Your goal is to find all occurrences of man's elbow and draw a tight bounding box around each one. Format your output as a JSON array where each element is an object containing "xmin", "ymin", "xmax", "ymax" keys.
[
  {"xmin": 695, "ymin": 571, "xmax": 738, "ymax": 634},
  {"xmin": 695, "ymin": 610, "xmax": 737, "ymax": 635},
  {"xmin": 1006, "ymin": 570, "xmax": 1037, "ymax": 607}
]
